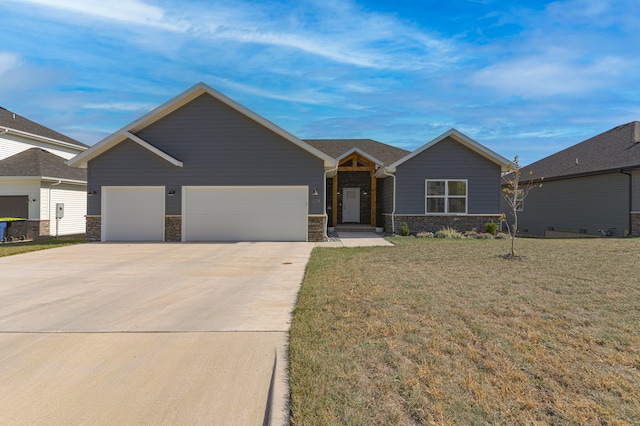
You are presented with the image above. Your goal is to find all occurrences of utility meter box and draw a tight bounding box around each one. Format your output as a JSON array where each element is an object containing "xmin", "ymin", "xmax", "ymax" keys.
[{"xmin": 56, "ymin": 203, "xmax": 64, "ymax": 219}]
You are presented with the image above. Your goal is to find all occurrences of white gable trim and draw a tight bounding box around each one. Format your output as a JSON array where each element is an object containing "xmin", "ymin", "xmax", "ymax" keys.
[
  {"xmin": 386, "ymin": 128, "xmax": 511, "ymax": 172},
  {"xmin": 67, "ymin": 131, "xmax": 183, "ymax": 168},
  {"xmin": 336, "ymin": 147, "xmax": 385, "ymax": 167},
  {"xmin": 0, "ymin": 126, "xmax": 86, "ymax": 152},
  {"xmin": 125, "ymin": 132, "xmax": 183, "ymax": 167},
  {"xmin": 68, "ymin": 82, "xmax": 336, "ymax": 168}
]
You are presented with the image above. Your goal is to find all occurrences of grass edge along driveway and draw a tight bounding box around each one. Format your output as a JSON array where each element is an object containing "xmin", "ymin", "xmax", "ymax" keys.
[
  {"xmin": 289, "ymin": 237, "xmax": 640, "ymax": 425},
  {"xmin": 0, "ymin": 237, "xmax": 84, "ymax": 258}
]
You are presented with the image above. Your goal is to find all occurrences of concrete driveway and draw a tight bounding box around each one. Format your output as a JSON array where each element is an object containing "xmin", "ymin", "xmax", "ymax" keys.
[{"xmin": 0, "ymin": 242, "xmax": 313, "ymax": 425}]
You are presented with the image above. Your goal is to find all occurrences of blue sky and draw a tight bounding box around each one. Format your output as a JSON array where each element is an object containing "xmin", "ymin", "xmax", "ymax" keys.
[{"xmin": 1, "ymin": 0, "xmax": 638, "ymax": 165}]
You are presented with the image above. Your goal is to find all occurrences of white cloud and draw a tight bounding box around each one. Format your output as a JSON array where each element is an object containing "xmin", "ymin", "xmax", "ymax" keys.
[
  {"xmin": 9, "ymin": 0, "xmax": 185, "ymax": 31},
  {"xmin": 0, "ymin": 52, "xmax": 20, "ymax": 77},
  {"xmin": 4, "ymin": 0, "xmax": 459, "ymax": 71},
  {"xmin": 469, "ymin": 52, "xmax": 628, "ymax": 98},
  {"xmin": 188, "ymin": 1, "xmax": 458, "ymax": 70},
  {"xmin": 205, "ymin": 76, "xmax": 340, "ymax": 106},
  {"xmin": 83, "ymin": 102, "xmax": 156, "ymax": 111}
]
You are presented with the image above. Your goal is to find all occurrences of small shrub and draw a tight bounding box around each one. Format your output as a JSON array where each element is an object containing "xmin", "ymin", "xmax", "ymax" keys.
[
  {"xmin": 465, "ymin": 230, "xmax": 493, "ymax": 239},
  {"xmin": 416, "ymin": 231, "xmax": 434, "ymax": 238},
  {"xmin": 435, "ymin": 227, "xmax": 463, "ymax": 239},
  {"xmin": 400, "ymin": 222, "xmax": 410, "ymax": 236},
  {"xmin": 485, "ymin": 222, "xmax": 498, "ymax": 236},
  {"xmin": 475, "ymin": 233, "xmax": 493, "ymax": 239}
]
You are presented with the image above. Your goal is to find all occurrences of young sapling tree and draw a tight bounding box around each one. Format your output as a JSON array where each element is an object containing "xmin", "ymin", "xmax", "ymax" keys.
[{"xmin": 501, "ymin": 156, "xmax": 543, "ymax": 258}]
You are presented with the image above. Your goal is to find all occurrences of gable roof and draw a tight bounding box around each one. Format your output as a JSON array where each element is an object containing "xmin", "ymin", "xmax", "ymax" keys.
[
  {"xmin": 304, "ymin": 139, "xmax": 410, "ymax": 165},
  {"xmin": 0, "ymin": 148, "xmax": 87, "ymax": 182},
  {"xmin": 386, "ymin": 128, "xmax": 511, "ymax": 172},
  {"xmin": 520, "ymin": 121, "xmax": 640, "ymax": 182},
  {"xmin": 68, "ymin": 82, "xmax": 336, "ymax": 168},
  {"xmin": 0, "ymin": 107, "xmax": 88, "ymax": 150}
]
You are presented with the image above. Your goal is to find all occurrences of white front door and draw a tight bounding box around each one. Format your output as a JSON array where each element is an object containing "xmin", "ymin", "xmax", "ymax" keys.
[{"xmin": 342, "ymin": 188, "xmax": 360, "ymax": 223}]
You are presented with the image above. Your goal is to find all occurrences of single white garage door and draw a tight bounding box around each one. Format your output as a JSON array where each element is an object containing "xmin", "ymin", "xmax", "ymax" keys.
[
  {"xmin": 102, "ymin": 187, "xmax": 165, "ymax": 241},
  {"xmin": 183, "ymin": 186, "xmax": 308, "ymax": 242}
]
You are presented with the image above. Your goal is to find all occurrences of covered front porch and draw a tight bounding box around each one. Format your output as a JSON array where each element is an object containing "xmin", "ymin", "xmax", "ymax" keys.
[{"xmin": 326, "ymin": 150, "xmax": 383, "ymax": 228}]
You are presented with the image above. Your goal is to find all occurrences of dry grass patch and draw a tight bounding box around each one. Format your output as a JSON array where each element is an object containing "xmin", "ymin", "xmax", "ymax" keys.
[{"xmin": 289, "ymin": 238, "xmax": 640, "ymax": 425}]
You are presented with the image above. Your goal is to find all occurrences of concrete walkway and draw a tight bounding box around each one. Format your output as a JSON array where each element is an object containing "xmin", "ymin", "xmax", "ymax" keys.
[
  {"xmin": 316, "ymin": 232, "xmax": 395, "ymax": 248},
  {"xmin": 0, "ymin": 243, "xmax": 311, "ymax": 425}
]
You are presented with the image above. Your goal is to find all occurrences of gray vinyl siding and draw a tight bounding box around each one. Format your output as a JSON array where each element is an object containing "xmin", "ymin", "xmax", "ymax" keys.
[
  {"xmin": 88, "ymin": 93, "xmax": 325, "ymax": 215},
  {"xmin": 395, "ymin": 137, "xmax": 502, "ymax": 214},
  {"xmin": 506, "ymin": 173, "xmax": 630, "ymax": 237},
  {"xmin": 632, "ymin": 170, "xmax": 640, "ymax": 211},
  {"xmin": 379, "ymin": 176, "xmax": 393, "ymax": 214}
]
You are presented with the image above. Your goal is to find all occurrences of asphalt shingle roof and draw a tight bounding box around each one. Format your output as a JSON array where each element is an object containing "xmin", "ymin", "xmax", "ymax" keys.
[
  {"xmin": 0, "ymin": 107, "xmax": 88, "ymax": 148},
  {"xmin": 520, "ymin": 121, "xmax": 640, "ymax": 182},
  {"xmin": 0, "ymin": 148, "xmax": 87, "ymax": 181},
  {"xmin": 304, "ymin": 139, "xmax": 410, "ymax": 165}
]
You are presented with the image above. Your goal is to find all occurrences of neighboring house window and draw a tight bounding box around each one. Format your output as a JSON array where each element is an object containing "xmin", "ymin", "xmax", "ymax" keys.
[
  {"xmin": 425, "ymin": 180, "xmax": 467, "ymax": 214},
  {"xmin": 516, "ymin": 189, "xmax": 524, "ymax": 211}
]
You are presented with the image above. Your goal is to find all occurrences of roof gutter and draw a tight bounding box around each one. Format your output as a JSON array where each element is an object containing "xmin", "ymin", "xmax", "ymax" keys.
[
  {"xmin": 0, "ymin": 126, "xmax": 86, "ymax": 151},
  {"xmin": 323, "ymin": 163, "xmax": 339, "ymax": 240},
  {"xmin": 380, "ymin": 167, "xmax": 396, "ymax": 234},
  {"xmin": 48, "ymin": 180, "xmax": 62, "ymax": 238},
  {"xmin": 514, "ymin": 165, "xmax": 640, "ymax": 186},
  {"xmin": 41, "ymin": 176, "xmax": 87, "ymax": 186}
]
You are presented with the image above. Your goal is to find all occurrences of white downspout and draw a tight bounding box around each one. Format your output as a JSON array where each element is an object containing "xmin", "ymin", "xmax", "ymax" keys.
[
  {"xmin": 323, "ymin": 163, "xmax": 339, "ymax": 240},
  {"xmin": 49, "ymin": 180, "xmax": 62, "ymax": 237},
  {"xmin": 381, "ymin": 168, "xmax": 396, "ymax": 234}
]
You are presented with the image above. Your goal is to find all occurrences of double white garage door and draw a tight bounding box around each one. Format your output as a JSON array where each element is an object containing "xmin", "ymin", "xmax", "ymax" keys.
[{"xmin": 102, "ymin": 186, "xmax": 308, "ymax": 242}]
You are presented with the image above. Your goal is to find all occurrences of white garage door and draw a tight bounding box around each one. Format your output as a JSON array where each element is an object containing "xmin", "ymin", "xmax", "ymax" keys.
[
  {"xmin": 102, "ymin": 187, "xmax": 164, "ymax": 241},
  {"xmin": 183, "ymin": 186, "xmax": 308, "ymax": 242}
]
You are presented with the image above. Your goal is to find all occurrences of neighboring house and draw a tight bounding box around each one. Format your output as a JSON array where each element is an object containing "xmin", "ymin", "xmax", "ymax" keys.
[
  {"xmin": 68, "ymin": 82, "xmax": 510, "ymax": 242},
  {"xmin": 501, "ymin": 121, "xmax": 640, "ymax": 237},
  {"xmin": 0, "ymin": 107, "xmax": 88, "ymax": 238}
]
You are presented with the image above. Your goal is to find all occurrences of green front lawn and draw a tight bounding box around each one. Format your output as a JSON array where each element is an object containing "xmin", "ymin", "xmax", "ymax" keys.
[
  {"xmin": 0, "ymin": 238, "xmax": 85, "ymax": 258},
  {"xmin": 289, "ymin": 237, "xmax": 640, "ymax": 425}
]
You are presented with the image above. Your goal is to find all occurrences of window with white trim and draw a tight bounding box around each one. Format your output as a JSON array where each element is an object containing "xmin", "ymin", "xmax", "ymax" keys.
[{"xmin": 425, "ymin": 179, "xmax": 467, "ymax": 214}]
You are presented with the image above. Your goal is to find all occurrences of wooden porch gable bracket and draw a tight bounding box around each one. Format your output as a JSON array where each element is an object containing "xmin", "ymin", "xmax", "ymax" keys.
[
  {"xmin": 332, "ymin": 152, "xmax": 378, "ymax": 227},
  {"xmin": 337, "ymin": 152, "xmax": 376, "ymax": 171}
]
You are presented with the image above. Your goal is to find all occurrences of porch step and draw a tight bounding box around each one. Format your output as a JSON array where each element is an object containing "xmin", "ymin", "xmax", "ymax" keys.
[{"xmin": 334, "ymin": 225, "xmax": 377, "ymax": 233}]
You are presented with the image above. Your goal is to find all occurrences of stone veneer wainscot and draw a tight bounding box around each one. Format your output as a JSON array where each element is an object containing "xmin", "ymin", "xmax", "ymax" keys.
[
  {"xmin": 308, "ymin": 215, "xmax": 326, "ymax": 242},
  {"xmin": 165, "ymin": 215, "xmax": 182, "ymax": 242},
  {"xmin": 85, "ymin": 215, "xmax": 101, "ymax": 242},
  {"xmin": 384, "ymin": 214, "xmax": 501, "ymax": 235},
  {"xmin": 631, "ymin": 212, "xmax": 640, "ymax": 236}
]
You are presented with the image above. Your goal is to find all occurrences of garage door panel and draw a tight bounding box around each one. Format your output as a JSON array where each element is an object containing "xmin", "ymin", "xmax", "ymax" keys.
[
  {"xmin": 183, "ymin": 186, "xmax": 307, "ymax": 242},
  {"xmin": 103, "ymin": 187, "xmax": 164, "ymax": 241}
]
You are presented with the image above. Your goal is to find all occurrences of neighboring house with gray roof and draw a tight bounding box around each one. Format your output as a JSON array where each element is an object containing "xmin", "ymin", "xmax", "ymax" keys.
[
  {"xmin": 68, "ymin": 82, "xmax": 510, "ymax": 242},
  {"xmin": 501, "ymin": 121, "xmax": 640, "ymax": 237},
  {"xmin": 0, "ymin": 108, "xmax": 88, "ymax": 238}
]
